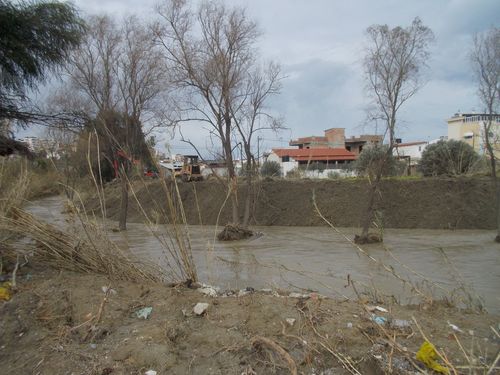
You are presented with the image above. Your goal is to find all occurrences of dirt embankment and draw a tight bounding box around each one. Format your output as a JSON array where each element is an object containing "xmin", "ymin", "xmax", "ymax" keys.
[
  {"xmin": 87, "ymin": 177, "xmax": 496, "ymax": 230},
  {"xmin": 1, "ymin": 264, "xmax": 499, "ymax": 375}
]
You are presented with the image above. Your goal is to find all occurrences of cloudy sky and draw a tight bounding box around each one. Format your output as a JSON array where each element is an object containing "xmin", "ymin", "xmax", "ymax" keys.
[{"xmin": 69, "ymin": 0, "xmax": 499, "ymax": 155}]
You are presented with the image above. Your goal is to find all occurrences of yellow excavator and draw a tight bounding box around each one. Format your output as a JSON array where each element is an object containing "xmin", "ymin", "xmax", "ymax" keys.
[{"xmin": 179, "ymin": 155, "xmax": 203, "ymax": 182}]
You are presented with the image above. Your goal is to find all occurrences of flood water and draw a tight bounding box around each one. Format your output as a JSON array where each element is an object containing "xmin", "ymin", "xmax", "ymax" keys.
[{"xmin": 25, "ymin": 196, "xmax": 500, "ymax": 313}]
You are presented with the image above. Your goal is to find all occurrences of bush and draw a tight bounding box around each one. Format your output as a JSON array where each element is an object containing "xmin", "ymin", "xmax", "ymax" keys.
[
  {"xmin": 418, "ymin": 140, "xmax": 479, "ymax": 176},
  {"xmin": 260, "ymin": 160, "xmax": 281, "ymax": 177},
  {"xmin": 354, "ymin": 145, "xmax": 406, "ymax": 177},
  {"xmin": 286, "ymin": 167, "xmax": 303, "ymax": 179}
]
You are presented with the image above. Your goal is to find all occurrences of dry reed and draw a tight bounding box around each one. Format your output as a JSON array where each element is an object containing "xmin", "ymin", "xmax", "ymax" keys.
[{"xmin": 0, "ymin": 207, "xmax": 163, "ymax": 282}]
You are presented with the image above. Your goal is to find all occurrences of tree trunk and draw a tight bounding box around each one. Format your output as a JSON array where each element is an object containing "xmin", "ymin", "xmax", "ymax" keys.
[{"xmin": 118, "ymin": 164, "xmax": 129, "ymax": 231}]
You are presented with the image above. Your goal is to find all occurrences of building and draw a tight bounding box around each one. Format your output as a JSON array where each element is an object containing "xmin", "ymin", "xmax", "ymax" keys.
[
  {"xmin": 289, "ymin": 128, "xmax": 382, "ymax": 155},
  {"xmin": 267, "ymin": 147, "xmax": 357, "ymax": 177},
  {"xmin": 393, "ymin": 141, "xmax": 428, "ymax": 162},
  {"xmin": 447, "ymin": 112, "xmax": 500, "ymax": 156}
]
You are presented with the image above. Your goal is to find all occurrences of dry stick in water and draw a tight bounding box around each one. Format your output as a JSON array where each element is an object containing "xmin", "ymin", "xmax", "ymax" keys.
[
  {"xmin": 251, "ymin": 336, "xmax": 298, "ymax": 375},
  {"xmin": 311, "ymin": 191, "xmax": 434, "ymax": 302}
]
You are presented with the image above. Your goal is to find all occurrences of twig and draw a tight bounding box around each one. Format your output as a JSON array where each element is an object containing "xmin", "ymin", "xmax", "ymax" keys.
[
  {"xmin": 251, "ymin": 336, "xmax": 298, "ymax": 375},
  {"xmin": 11, "ymin": 254, "xmax": 19, "ymax": 288},
  {"xmin": 486, "ymin": 350, "xmax": 500, "ymax": 375}
]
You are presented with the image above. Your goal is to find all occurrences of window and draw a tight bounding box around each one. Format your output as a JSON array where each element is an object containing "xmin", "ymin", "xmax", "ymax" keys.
[
  {"xmin": 282, "ymin": 156, "xmax": 290, "ymax": 162},
  {"xmin": 346, "ymin": 146, "xmax": 351, "ymax": 151},
  {"xmin": 418, "ymin": 146, "xmax": 421, "ymax": 151}
]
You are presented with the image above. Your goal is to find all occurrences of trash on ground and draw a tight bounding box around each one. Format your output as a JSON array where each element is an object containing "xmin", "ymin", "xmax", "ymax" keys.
[
  {"xmin": 285, "ymin": 318, "xmax": 296, "ymax": 326},
  {"xmin": 447, "ymin": 321, "xmax": 464, "ymax": 333},
  {"xmin": 347, "ymin": 322, "xmax": 353, "ymax": 328},
  {"xmin": 366, "ymin": 305, "xmax": 388, "ymax": 313},
  {"xmin": 0, "ymin": 282, "xmax": 12, "ymax": 301},
  {"xmin": 101, "ymin": 286, "xmax": 117, "ymax": 295},
  {"xmin": 193, "ymin": 302, "xmax": 209, "ymax": 316},
  {"xmin": 238, "ymin": 289, "xmax": 250, "ymax": 297},
  {"xmin": 197, "ymin": 286, "xmax": 218, "ymax": 297},
  {"xmin": 371, "ymin": 315, "xmax": 387, "ymax": 325},
  {"xmin": 289, "ymin": 292, "xmax": 310, "ymax": 299},
  {"xmin": 415, "ymin": 341, "xmax": 449, "ymax": 374},
  {"xmin": 134, "ymin": 307, "xmax": 153, "ymax": 319},
  {"xmin": 392, "ymin": 319, "xmax": 411, "ymax": 328},
  {"xmin": 144, "ymin": 370, "xmax": 157, "ymax": 375}
]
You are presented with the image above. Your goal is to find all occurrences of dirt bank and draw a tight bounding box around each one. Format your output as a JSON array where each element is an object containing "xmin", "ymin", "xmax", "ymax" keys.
[
  {"xmin": 86, "ymin": 177, "xmax": 496, "ymax": 229},
  {"xmin": 1, "ymin": 263, "xmax": 499, "ymax": 374}
]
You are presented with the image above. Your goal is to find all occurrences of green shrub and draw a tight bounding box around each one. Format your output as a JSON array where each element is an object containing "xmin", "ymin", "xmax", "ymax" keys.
[
  {"xmin": 418, "ymin": 140, "xmax": 479, "ymax": 176},
  {"xmin": 260, "ymin": 160, "xmax": 281, "ymax": 177},
  {"xmin": 354, "ymin": 145, "xmax": 406, "ymax": 177}
]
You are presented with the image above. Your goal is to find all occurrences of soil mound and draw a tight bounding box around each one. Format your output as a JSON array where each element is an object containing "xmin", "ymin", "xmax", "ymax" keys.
[{"xmin": 85, "ymin": 177, "xmax": 497, "ymax": 229}]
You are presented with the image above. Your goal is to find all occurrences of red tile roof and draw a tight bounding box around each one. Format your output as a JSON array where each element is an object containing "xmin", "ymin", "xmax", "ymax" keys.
[{"xmin": 272, "ymin": 148, "xmax": 356, "ymax": 161}]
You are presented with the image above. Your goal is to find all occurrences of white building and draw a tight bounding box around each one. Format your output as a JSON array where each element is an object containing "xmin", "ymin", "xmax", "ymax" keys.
[{"xmin": 393, "ymin": 141, "xmax": 428, "ymax": 164}]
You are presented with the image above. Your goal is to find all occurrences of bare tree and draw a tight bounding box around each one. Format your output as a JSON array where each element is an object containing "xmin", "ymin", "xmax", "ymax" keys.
[
  {"xmin": 356, "ymin": 17, "xmax": 434, "ymax": 244},
  {"xmin": 471, "ymin": 27, "xmax": 500, "ymax": 241},
  {"xmin": 64, "ymin": 15, "xmax": 168, "ymax": 230},
  {"xmin": 232, "ymin": 62, "xmax": 283, "ymax": 227},
  {"xmin": 155, "ymin": 0, "xmax": 280, "ymax": 234}
]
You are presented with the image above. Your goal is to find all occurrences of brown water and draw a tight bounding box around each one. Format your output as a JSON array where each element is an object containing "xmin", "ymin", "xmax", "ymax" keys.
[{"xmin": 26, "ymin": 196, "xmax": 500, "ymax": 313}]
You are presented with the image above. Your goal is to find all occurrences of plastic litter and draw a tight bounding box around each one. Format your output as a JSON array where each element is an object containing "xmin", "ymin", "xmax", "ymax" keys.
[
  {"xmin": 0, "ymin": 282, "xmax": 12, "ymax": 301},
  {"xmin": 145, "ymin": 371, "xmax": 157, "ymax": 375},
  {"xmin": 371, "ymin": 315, "xmax": 387, "ymax": 325},
  {"xmin": 135, "ymin": 307, "xmax": 153, "ymax": 319},
  {"xmin": 285, "ymin": 318, "xmax": 296, "ymax": 326},
  {"xmin": 347, "ymin": 322, "xmax": 353, "ymax": 328},
  {"xmin": 367, "ymin": 305, "xmax": 388, "ymax": 313},
  {"xmin": 392, "ymin": 319, "xmax": 411, "ymax": 328},
  {"xmin": 101, "ymin": 286, "xmax": 117, "ymax": 295},
  {"xmin": 415, "ymin": 341, "xmax": 449, "ymax": 374},
  {"xmin": 447, "ymin": 321, "xmax": 464, "ymax": 333}
]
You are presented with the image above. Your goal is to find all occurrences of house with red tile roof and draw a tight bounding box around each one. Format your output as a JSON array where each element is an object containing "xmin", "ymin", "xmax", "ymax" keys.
[{"xmin": 267, "ymin": 147, "xmax": 357, "ymax": 177}]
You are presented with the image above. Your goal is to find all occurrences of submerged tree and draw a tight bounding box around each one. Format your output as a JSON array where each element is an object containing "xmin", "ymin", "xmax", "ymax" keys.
[
  {"xmin": 471, "ymin": 27, "xmax": 500, "ymax": 241},
  {"xmin": 155, "ymin": 0, "xmax": 282, "ymax": 235},
  {"xmin": 356, "ymin": 18, "xmax": 434, "ymax": 244}
]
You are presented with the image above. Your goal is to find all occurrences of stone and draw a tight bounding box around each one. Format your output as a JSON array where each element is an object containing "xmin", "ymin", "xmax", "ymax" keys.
[
  {"xmin": 285, "ymin": 318, "xmax": 296, "ymax": 326},
  {"xmin": 193, "ymin": 302, "xmax": 209, "ymax": 316}
]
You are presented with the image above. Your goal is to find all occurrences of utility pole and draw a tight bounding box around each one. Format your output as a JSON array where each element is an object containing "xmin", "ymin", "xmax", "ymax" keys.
[{"xmin": 257, "ymin": 136, "xmax": 261, "ymax": 167}]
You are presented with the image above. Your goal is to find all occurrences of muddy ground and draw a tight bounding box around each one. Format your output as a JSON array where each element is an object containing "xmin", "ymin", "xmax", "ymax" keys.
[
  {"xmin": 86, "ymin": 177, "xmax": 496, "ymax": 230},
  {"xmin": 1, "ymin": 262, "xmax": 499, "ymax": 375}
]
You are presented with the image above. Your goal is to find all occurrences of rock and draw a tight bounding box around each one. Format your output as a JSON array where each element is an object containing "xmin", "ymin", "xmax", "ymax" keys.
[
  {"xmin": 198, "ymin": 286, "xmax": 218, "ymax": 297},
  {"xmin": 193, "ymin": 302, "xmax": 209, "ymax": 316},
  {"xmin": 238, "ymin": 289, "xmax": 250, "ymax": 297},
  {"xmin": 285, "ymin": 318, "xmax": 296, "ymax": 326},
  {"xmin": 289, "ymin": 292, "xmax": 309, "ymax": 299}
]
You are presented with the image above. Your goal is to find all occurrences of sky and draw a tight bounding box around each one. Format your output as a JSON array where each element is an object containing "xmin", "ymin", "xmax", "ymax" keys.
[{"xmin": 40, "ymin": 0, "xmax": 500, "ymax": 155}]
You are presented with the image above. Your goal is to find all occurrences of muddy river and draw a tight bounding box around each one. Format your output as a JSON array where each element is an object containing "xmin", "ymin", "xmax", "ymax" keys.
[{"xmin": 26, "ymin": 196, "xmax": 500, "ymax": 313}]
